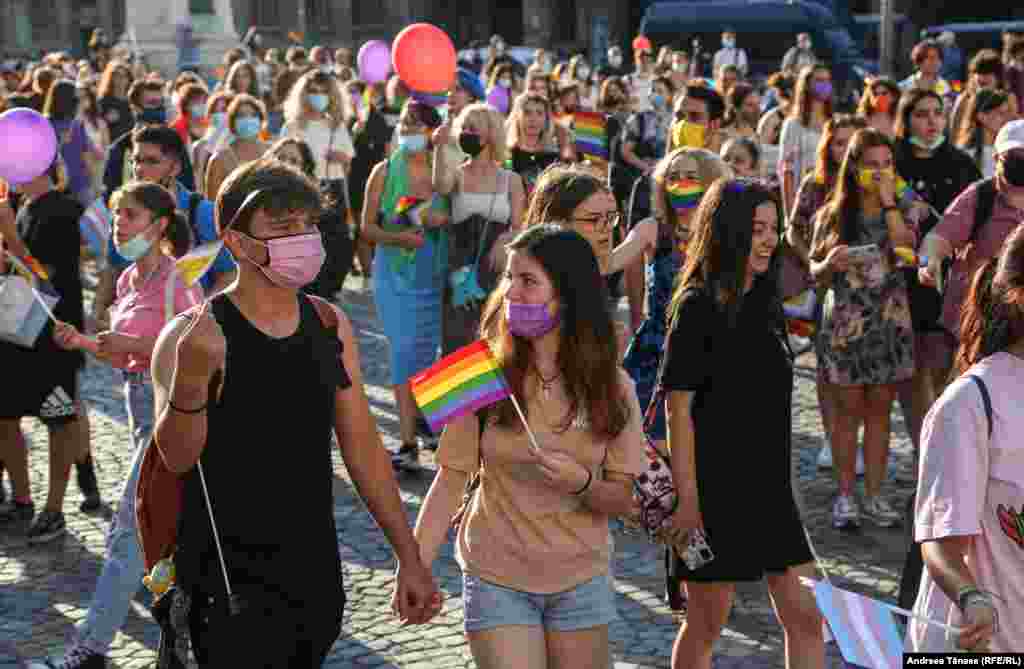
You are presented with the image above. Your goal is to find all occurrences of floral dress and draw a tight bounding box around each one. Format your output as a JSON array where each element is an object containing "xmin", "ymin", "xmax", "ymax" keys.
[
  {"xmin": 815, "ymin": 213, "xmax": 915, "ymax": 386},
  {"xmin": 622, "ymin": 224, "xmax": 682, "ymax": 440}
]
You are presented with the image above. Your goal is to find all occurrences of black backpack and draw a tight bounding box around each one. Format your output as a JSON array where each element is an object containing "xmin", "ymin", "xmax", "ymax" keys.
[{"xmin": 968, "ymin": 177, "xmax": 998, "ymax": 246}]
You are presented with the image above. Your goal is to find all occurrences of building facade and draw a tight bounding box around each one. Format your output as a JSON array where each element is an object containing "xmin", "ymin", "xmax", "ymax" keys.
[{"xmin": 2, "ymin": 0, "xmax": 631, "ymax": 65}]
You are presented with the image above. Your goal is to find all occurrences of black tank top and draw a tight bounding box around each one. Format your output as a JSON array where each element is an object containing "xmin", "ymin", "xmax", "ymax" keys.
[{"xmin": 176, "ymin": 293, "xmax": 351, "ymax": 608}]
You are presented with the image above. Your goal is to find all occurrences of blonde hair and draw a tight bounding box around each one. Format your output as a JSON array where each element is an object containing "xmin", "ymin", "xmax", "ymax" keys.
[
  {"xmin": 453, "ymin": 103, "xmax": 508, "ymax": 164},
  {"xmin": 283, "ymin": 69, "xmax": 351, "ymax": 130},
  {"xmin": 505, "ymin": 92, "xmax": 557, "ymax": 151},
  {"xmin": 651, "ymin": 147, "xmax": 730, "ymax": 223}
]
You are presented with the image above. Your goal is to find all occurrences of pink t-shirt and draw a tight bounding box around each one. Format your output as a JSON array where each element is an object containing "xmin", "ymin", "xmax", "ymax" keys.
[
  {"xmin": 110, "ymin": 256, "xmax": 202, "ymax": 373},
  {"xmin": 934, "ymin": 182, "xmax": 1024, "ymax": 334},
  {"xmin": 906, "ymin": 352, "xmax": 1024, "ymax": 653}
]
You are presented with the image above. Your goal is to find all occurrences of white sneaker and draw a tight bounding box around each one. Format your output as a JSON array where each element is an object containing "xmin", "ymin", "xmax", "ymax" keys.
[
  {"xmin": 832, "ymin": 494, "xmax": 860, "ymax": 530},
  {"xmin": 863, "ymin": 495, "xmax": 901, "ymax": 528},
  {"xmin": 817, "ymin": 443, "xmax": 833, "ymax": 469},
  {"xmin": 855, "ymin": 449, "xmax": 865, "ymax": 476}
]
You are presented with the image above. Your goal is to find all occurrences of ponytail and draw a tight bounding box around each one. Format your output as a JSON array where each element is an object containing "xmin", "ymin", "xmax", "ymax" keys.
[
  {"xmin": 162, "ymin": 210, "xmax": 191, "ymax": 259},
  {"xmin": 955, "ymin": 259, "xmax": 1008, "ymax": 375}
]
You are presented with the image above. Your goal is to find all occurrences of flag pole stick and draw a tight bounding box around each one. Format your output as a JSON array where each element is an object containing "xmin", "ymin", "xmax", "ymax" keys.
[{"xmin": 507, "ymin": 392, "xmax": 542, "ymax": 453}]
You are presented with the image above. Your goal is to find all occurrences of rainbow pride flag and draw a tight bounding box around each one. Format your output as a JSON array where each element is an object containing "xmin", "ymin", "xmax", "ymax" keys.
[
  {"xmin": 79, "ymin": 196, "xmax": 112, "ymax": 259},
  {"xmin": 175, "ymin": 240, "xmax": 224, "ymax": 287},
  {"xmin": 6, "ymin": 252, "xmax": 49, "ymax": 282},
  {"xmin": 667, "ymin": 179, "xmax": 705, "ymax": 213},
  {"xmin": 410, "ymin": 340, "xmax": 511, "ymax": 434},
  {"xmin": 573, "ymin": 111, "xmax": 609, "ymax": 162}
]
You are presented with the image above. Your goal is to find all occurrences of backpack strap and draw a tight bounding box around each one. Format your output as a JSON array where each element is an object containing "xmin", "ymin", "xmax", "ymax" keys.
[
  {"xmin": 969, "ymin": 177, "xmax": 997, "ymax": 245},
  {"xmin": 967, "ymin": 374, "xmax": 994, "ymax": 441},
  {"xmin": 187, "ymin": 191, "xmax": 202, "ymax": 246}
]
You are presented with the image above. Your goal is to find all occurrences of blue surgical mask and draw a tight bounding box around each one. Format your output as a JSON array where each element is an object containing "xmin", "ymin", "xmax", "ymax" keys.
[
  {"xmin": 651, "ymin": 93, "xmax": 666, "ymax": 110},
  {"xmin": 308, "ymin": 93, "xmax": 329, "ymax": 112},
  {"xmin": 398, "ymin": 133, "xmax": 428, "ymax": 153},
  {"xmin": 211, "ymin": 112, "xmax": 227, "ymax": 129},
  {"xmin": 114, "ymin": 225, "xmax": 156, "ymax": 261},
  {"xmin": 235, "ymin": 115, "xmax": 261, "ymax": 139}
]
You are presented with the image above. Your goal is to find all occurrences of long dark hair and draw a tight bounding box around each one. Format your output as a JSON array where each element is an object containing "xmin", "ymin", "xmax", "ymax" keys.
[
  {"xmin": 954, "ymin": 88, "xmax": 1009, "ymax": 167},
  {"xmin": 955, "ymin": 224, "xmax": 1024, "ymax": 374},
  {"xmin": 811, "ymin": 128, "xmax": 893, "ymax": 263},
  {"xmin": 478, "ymin": 224, "xmax": 630, "ymax": 440},
  {"xmin": 671, "ymin": 177, "xmax": 784, "ymax": 330},
  {"xmin": 791, "ymin": 64, "xmax": 833, "ymax": 127},
  {"xmin": 43, "ymin": 79, "xmax": 78, "ymax": 122},
  {"xmin": 813, "ymin": 114, "xmax": 868, "ymax": 189},
  {"xmin": 523, "ymin": 165, "xmax": 606, "ymax": 230},
  {"xmin": 894, "ymin": 88, "xmax": 944, "ymax": 142}
]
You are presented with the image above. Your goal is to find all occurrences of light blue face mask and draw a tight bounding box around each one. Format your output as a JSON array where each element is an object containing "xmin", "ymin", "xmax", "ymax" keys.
[
  {"xmin": 235, "ymin": 115, "xmax": 261, "ymax": 139},
  {"xmin": 651, "ymin": 93, "xmax": 666, "ymax": 109},
  {"xmin": 308, "ymin": 93, "xmax": 329, "ymax": 112},
  {"xmin": 114, "ymin": 224, "xmax": 156, "ymax": 261},
  {"xmin": 398, "ymin": 133, "xmax": 428, "ymax": 153},
  {"xmin": 189, "ymin": 102, "xmax": 207, "ymax": 118},
  {"xmin": 910, "ymin": 134, "xmax": 946, "ymax": 151},
  {"xmin": 211, "ymin": 112, "xmax": 227, "ymax": 129}
]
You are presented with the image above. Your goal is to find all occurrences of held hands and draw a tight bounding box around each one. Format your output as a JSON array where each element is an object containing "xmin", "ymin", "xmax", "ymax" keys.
[
  {"xmin": 877, "ymin": 171, "xmax": 897, "ymax": 208},
  {"xmin": 96, "ymin": 331, "xmax": 139, "ymax": 356},
  {"xmin": 52, "ymin": 321, "xmax": 82, "ymax": 350},
  {"xmin": 533, "ymin": 447, "xmax": 590, "ymax": 495},
  {"xmin": 431, "ymin": 122, "xmax": 451, "ymax": 148},
  {"xmin": 665, "ymin": 490, "xmax": 704, "ymax": 548},
  {"xmin": 825, "ymin": 244, "xmax": 850, "ymax": 273},
  {"xmin": 957, "ymin": 599, "xmax": 996, "ymax": 652},
  {"xmin": 391, "ymin": 558, "xmax": 444, "ymax": 625}
]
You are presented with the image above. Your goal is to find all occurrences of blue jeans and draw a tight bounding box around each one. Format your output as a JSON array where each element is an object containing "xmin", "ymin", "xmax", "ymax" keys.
[{"xmin": 78, "ymin": 371, "xmax": 154, "ymax": 655}]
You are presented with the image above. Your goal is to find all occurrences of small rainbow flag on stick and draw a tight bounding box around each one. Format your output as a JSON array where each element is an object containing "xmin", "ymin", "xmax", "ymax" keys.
[
  {"xmin": 411, "ymin": 340, "xmax": 512, "ymax": 435},
  {"xmin": 573, "ymin": 111, "xmax": 609, "ymax": 162},
  {"xmin": 175, "ymin": 240, "xmax": 224, "ymax": 287}
]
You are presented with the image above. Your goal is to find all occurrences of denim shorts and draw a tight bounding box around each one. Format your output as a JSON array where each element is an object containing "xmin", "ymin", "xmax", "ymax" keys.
[{"xmin": 462, "ymin": 572, "xmax": 617, "ymax": 633}]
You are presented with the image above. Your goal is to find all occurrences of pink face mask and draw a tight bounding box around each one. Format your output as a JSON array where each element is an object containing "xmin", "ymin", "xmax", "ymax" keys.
[{"xmin": 235, "ymin": 231, "xmax": 325, "ymax": 288}]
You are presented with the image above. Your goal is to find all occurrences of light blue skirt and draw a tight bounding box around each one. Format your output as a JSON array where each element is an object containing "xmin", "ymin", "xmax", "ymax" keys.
[{"xmin": 373, "ymin": 251, "xmax": 443, "ymax": 386}]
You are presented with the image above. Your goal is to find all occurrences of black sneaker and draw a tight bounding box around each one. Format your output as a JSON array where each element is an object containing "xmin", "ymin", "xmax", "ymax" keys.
[
  {"xmin": 391, "ymin": 444, "xmax": 421, "ymax": 472},
  {"xmin": 76, "ymin": 455, "xmax": 102, "ymax": 513},
  {"xmin": 27, "ymin": 510, "xmax": 66, "ymax": 544},
  {"xmin": 0, "ymin": 499, "xmax": 34, "ymax": 527},
  {"xmin": 30, "ymin": 645, "xmax": 107, "ymax": 669}
]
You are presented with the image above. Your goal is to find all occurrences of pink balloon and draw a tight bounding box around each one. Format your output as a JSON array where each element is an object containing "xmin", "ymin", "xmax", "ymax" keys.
[
  {"xmin": 358, "ymin": 40, "xmax": 391, "ymax": 84},
  {"xmin": 392, "ymin": 23, "xmax": 456, "ymax": 93},
  {"xmin": 486, "ymin": 86, "xmax": 509, "ymax": 114},
  {"xmin": 0, "ymin": 108, "xmax": 58, "ymax": 185}
]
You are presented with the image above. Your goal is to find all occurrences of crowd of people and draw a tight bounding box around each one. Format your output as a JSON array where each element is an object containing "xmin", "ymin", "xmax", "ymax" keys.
[{"xmin": 0, "ymin": 22, "xmax": 1022, "ymax": 669}]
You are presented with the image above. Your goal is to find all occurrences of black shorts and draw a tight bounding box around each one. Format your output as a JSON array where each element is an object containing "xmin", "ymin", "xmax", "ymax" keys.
[{"xmin": 0, "ymin": 331, "xmax": 81, "ymax": 426}]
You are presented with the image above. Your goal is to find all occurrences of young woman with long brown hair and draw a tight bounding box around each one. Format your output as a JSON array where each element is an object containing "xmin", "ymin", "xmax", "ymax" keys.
[
  {"xmin": 414, "ymin": 224, "xmax": 644, "ymax": 669},
  {"xmin": 779, "ymin": 64, "xmax": 834, "ymax": 218},
  {"xmin": 810, "ymin": 128, "xmax": 917, "ymax": 531}
]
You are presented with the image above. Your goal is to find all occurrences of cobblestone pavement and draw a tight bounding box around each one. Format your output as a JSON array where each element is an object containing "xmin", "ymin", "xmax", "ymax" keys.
[{"xmin": 0, "ymin": 275, "xmax": 919, "ymax": 668}]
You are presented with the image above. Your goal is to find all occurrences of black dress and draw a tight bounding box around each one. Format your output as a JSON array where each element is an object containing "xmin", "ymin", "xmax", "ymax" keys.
[
  {"xmin": 177, "ymin": 294, "xmax": 351, "ymax": 666},
  {"xmin": 660, "ymin": 282, "xmax": 812, "ymax": 583},
  {"xmin": 0, "ymin": 190, "xmax": 84, "ymax": 423}
]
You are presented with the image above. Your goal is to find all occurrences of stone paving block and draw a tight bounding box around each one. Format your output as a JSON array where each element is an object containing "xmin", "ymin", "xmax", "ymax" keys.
[{"xmin": 0, "ymin": 277, "xmax": 922, "ymax": 668}]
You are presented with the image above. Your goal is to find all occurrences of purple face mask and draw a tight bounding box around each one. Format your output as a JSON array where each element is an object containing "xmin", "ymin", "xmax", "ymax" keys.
[
  {"xmin": 811, "ymin": 80, "xmax": 833, "ymax": 101},
  {"xmin": 506, "ymin": 300, "xmax": 561, "ymax": 338}
]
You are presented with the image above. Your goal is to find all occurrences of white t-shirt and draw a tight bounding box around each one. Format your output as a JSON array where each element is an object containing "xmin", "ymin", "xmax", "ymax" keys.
[
  {"xmin": 907, "ymin": 353, "xmax": 1024, "ymax": 653},
  {"xmin": 281, "ymin": 118, "xmax": 355, "ymax": 180}
]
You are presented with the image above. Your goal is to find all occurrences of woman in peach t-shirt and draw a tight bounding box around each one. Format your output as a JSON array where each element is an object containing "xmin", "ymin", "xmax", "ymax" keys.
[
  {"xmin": 908, "ymin": 224, "xmax": 1024, "ymax": 653},
  {"xmin": 415, "ymin": 225, "xmax": 645, "ymax": 668}
]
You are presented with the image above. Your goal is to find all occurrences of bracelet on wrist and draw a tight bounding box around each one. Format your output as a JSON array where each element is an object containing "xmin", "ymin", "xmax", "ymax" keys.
[{"xmin": 571, "ymin": 469, "xmax": 593, "ymax": 496}]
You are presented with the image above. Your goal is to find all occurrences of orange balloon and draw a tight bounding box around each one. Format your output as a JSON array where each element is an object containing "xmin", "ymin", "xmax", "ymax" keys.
[
  {"xmin": 392, "ymin": 23, "xmax": 456, "ymax": 94},
  {"xmin": 633, "ymin": 35, "xmax": 653, "ymax": 52}
]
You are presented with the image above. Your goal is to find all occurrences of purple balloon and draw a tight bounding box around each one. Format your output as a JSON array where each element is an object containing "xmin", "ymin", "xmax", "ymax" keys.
[
  {"xmin": 359, "ymin": 40, "xmax": 391, "ymax": 84},
  {"xmin": 0, "ymin": 108, "xmax": 58, "ymax": 185},
  {"xmin": 486, "ymin": 86, "xmax": 509, "ymax": 114}
]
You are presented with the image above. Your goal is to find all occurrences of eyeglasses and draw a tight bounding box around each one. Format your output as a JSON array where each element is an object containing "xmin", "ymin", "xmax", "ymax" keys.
[{"xmin": 572, "ymin": 211, "xmax": 620, "ymax": 231}]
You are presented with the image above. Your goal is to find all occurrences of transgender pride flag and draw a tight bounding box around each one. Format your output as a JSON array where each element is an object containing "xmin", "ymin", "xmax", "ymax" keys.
[{"xmin": 809, "ymin": 580, "xmax": 904, "ymax": 669}]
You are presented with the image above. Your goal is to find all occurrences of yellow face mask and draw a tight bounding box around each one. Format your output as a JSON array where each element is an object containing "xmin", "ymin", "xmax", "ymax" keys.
[
  {"xmin": 857, "ymin": 167, "xmax": 896, "ymax": 192},
  {"xmin": 673, "ymin": 119, "xmax": 706, "ymax": 149}
]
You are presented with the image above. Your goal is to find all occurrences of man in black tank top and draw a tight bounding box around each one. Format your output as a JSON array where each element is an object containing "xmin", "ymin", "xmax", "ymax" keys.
[{"xmin": 150, "ymin": 159, "xmax": 442, "ymax": 666}]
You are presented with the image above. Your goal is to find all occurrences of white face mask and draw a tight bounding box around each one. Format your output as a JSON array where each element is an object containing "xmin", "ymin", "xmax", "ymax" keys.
[
  {"xmin": 609, "ymin": 54, "xmax": 623, "ymax": 68},
  {"xmin": 499, "ymin": 78, "xmax": 512, "ymax": 89},
  {"xmin": 722, "ymin": 36, "xmax": 736, "ymax": 49},
  {"xmin": 577, "ymin": 66, "xmax": 590, "ymax": 80}
]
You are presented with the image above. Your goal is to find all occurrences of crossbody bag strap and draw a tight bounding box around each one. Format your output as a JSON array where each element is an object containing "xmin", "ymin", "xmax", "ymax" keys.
[{"xmin": 471, "ymin": 169, "xmax": 503, "ymax": 272}]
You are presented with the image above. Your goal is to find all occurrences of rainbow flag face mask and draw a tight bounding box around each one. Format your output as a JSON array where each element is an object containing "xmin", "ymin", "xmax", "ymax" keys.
[{"xmin": 667, "ymin": 179, "xmax": 705, "ymax": 215}]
